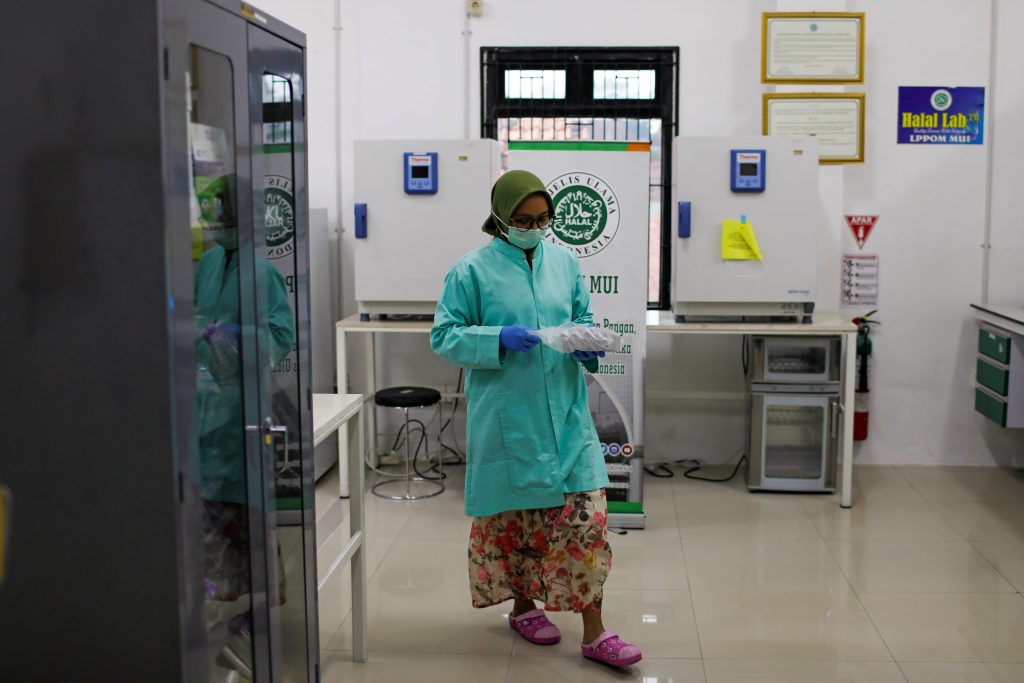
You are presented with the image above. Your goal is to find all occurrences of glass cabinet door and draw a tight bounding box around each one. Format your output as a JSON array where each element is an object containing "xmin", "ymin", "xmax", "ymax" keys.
[
  {"xmin": 182, "ymin": 3, "xmax": 314, "ymax": 680},
  {"xmin": 185, "ymin": 4, "xmax": 270, "ymax": 679},
  {"xmin": 763, "ymin": 397, "xmax": 827, "ymax": 481},
  {"xmin": 249, "ymin": 24, "xmax": 317, "ymax": 683}
]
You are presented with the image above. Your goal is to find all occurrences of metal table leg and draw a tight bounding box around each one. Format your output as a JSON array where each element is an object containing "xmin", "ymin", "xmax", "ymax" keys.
[
  {"xmin": 336, "ymin": 327, "xmax": 350, "ymax": 498},
  {"xmin": 351, "ymin": 406, "xmax": 368, "ymax": 662},
  {"xmin": 840, "ymin": 330, "xmax": 856, "ymax": 508},
  {"xmin": 366, "ymin": 332, "xmax": 378, "ymax": 467}
]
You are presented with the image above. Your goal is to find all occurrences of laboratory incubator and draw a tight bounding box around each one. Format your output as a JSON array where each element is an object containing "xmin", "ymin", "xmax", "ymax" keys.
[
  {"xmin": 353, "ymin": 139, "xmax": 503, "ymax": 317},
  {"xmin": 672, "ymin": 136, "xmax": 821, "ymax": 321}
]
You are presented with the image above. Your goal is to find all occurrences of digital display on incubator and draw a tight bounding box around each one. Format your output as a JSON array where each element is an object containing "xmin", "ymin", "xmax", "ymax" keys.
[
  {"xmin": 730, "ymin": 149, "xmax": 766, "ymax": 193},
  {"xmin": 403, "ymin": 151, "xmax": 439, "ymax": 194}
]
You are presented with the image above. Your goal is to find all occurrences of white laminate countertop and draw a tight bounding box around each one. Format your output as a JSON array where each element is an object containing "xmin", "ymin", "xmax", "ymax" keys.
[
  {"xmin": 972, "ymin": 303, "xmax": 1024, "ymax": 333},
  {"xmin": 337, "ymin": 315, "xmax": 432, "ymax": 332},
  {"xmin": 336, "ymin": 312, "xmax": 856, "ymax": 335},
  {"xmin": 312, "ymin": 393, "xmax": 364, "ymax": 447}
]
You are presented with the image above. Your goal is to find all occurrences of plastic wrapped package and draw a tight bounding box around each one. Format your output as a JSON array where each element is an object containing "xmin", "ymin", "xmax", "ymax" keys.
[{"xmin": 535, "ymin": 323, "xmax": 622, "ymax": 353}]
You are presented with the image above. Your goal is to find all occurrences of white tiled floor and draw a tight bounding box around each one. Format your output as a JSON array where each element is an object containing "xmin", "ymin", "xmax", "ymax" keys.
[{"xmin": 316, "ymin": 465, "xmax": 1024, "ymax": 682}]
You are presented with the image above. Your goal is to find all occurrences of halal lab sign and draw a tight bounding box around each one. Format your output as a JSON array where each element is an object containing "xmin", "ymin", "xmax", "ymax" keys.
[
  {"xmin": 546, "ymin": 172, "xmax": 619, "ymax": 257},
  {"xmin": 265, "ymin": 175, "xmax": 295, "ymax": 259}
]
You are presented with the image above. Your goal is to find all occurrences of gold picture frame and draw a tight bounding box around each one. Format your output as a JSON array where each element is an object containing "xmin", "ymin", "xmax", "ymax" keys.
[
  {"xmin": 763, "ymin": 93, "xmax": 866, "ymax": 164},
  {"xmin": 762, "ymin": 12, "xmax": 865, "ymax": 84}
]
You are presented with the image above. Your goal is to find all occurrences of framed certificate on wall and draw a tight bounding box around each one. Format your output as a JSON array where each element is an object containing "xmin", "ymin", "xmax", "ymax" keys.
[
  {"xmin": 763, "ymin": 93, "xmax": 865, "ymax": 164},
  {"xmin": 762, "ymin": 12, "xmax": 865, "ymax": 84}
]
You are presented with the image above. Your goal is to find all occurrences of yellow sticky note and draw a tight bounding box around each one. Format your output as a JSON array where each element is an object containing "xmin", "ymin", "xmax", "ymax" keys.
[{"xmin": 721, "ymin": 219, "xmax": 763, "ymax": 261}]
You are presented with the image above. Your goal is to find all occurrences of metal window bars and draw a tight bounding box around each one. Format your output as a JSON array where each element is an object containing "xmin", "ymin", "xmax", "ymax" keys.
[{"xmin": 481, "ymin": 47, "xmax": 679, "ymax": 308}]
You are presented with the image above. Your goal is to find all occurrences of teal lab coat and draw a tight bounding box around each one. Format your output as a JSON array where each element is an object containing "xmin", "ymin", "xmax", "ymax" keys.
[
  {"xmin": 194, "ymin": 246, "xmax": 294, "ymax": 504},
  {"xmin": 431, "ymin": 237, "xmax": 609, "ymax": 517}
]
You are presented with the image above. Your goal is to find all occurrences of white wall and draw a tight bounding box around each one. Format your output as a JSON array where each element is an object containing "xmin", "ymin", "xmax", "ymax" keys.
[
  {"xmin": 840, "ymin": 0, "xmax": 1024, "ymax": 465},
  {"xmin": 261, "ymin": 0, "xmax": 1024, "ymax": 467}
]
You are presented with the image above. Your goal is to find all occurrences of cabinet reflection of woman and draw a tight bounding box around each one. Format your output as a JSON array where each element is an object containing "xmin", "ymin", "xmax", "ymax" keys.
[
  {"xmin": 194, "ymin": 223, "xmax": 293, "ymax": 633},
  {"xmin": 431, "ymin": 171, "xmax": 642, "ymax": 667}
]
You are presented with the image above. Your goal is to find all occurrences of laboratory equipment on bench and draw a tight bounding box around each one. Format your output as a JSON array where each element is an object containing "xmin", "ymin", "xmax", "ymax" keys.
[
  {"xmin": 852, "ymin": 311, "xmax": 880, "ymax": 440},
  {"xmin": 353, "ymin": 139, "xmax": 503, "ymax": 318},
  {"xmin": 748, "ymin": 336, "xmax": 841, "ymax": 492},
  {"xmin": 672, "ymin": 136, "xmax": 820, "ymax": 322}
]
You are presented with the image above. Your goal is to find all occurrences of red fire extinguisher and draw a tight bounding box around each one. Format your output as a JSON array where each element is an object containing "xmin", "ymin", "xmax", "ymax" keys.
[{"xmin": 852, "ymin": 311, "xmax": 879, "ymax": 441}]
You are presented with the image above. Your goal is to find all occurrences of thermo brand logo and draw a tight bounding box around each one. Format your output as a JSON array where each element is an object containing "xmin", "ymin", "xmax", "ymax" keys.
[
  {"xmin": 546, "ymin": 172, "xmax": 619, "ymax": 258},
  {"xmin": 931, "ymin": 89, "xmax": 952, "ymax": 112},
  {"xmin": 265, "ymin": 174, "xmax": 295, "ymax": 259}
]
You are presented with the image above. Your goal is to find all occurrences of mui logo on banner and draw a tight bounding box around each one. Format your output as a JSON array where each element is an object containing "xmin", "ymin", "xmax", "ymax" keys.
[
  {"xmin": 547, "ymin": 172, "xmax": 619, "ymax": 257},
  {"xmin": 265, "ymin": 174, "xmax": 295, "ymax": 259},
  {"xmin": 930, "ymin": 89, "xmax": 952, "ymax": 111}
]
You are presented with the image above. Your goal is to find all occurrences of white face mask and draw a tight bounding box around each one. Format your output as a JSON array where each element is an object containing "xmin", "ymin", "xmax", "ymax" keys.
[{"xmin": 493, "ymin": 213, "xmax": 548, "ymax": 250}]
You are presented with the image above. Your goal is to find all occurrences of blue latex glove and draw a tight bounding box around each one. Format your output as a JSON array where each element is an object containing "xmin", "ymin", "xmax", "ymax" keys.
[
  {"xmin": 499, "ymin": 325, "xmax": 540, "ymax": 352},
  {"xmin": 572, "ymin": 350, "xmax": 605, "ymax": 362}
]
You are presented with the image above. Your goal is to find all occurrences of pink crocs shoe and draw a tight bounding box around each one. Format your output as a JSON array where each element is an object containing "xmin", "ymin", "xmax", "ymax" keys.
[
  {"xmin": 509, "ymin": 609, "xmax": 562, "ymax": 645},
  {"xmin": 581, "ymin": 630, "xmax": 642, "ymax": 667}
]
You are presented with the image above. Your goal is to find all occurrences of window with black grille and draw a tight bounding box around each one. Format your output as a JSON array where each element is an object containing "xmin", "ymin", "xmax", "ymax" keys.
[{"xmin": 481, "ymin": 47, "xmax": 679, "ymax": 309}]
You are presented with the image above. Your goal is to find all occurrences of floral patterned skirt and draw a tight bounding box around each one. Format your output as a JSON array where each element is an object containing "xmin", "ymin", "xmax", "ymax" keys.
[{"xmin": 468, "ymin": 489, "xmax": 612, "ymax": 612}]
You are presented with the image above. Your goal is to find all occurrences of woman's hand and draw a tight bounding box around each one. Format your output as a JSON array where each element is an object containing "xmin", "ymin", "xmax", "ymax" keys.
[
  {"xmin": 571, "ymin": 350, "xmax": 605, "ymax": 362},
  {"xmin": 499, "ymin": 325, "xmax": 541, "ymax": 352}
]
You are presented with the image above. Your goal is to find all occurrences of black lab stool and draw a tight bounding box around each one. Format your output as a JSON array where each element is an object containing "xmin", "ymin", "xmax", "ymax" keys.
[{"xmin": 371, "ymin": 386, "xmax": 445, "ymax": 500}]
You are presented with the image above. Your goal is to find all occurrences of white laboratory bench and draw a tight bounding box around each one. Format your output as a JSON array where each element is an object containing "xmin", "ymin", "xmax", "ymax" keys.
[
  {"xmin": 972, "ymin": 303, "xmax": 1024, "ymax": 338},
  {"xmin": 312, "ymin": 392, "xmax": 366, "ymax": 662},
  {"xmin": 646, "ymin": 311, "xmax": 858, "ymax": 507},
  {"xmin": 336, "ymin": 312, "xmax": 859, "ymax": 508}
]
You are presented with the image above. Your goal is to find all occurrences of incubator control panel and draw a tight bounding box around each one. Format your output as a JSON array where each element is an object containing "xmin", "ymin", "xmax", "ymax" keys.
[
  {"xmin": 403, "ymin": 152, "xmax": 438, "ymax": 194},
  {"xmin": 730, "ymin": 149, "xmax": 766, "ymax": 193}
]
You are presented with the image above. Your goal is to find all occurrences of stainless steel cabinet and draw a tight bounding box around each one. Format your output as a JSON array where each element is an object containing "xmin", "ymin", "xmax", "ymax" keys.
[
  {"xmin": 4, "ymin": 2, "xmax": 317, "ymax": 681},
  {"xmin": 748, "ymin": 337, "xmax": 840, "ymax": 492}
]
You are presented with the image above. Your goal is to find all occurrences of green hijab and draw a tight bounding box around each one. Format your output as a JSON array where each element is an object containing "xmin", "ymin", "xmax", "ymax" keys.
[{"xmin": 481, "ymin": 170, "xmax": 555, "ymax": 236}]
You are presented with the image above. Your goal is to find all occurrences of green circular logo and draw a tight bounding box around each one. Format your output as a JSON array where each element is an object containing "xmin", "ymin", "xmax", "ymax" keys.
[
  {"xmin": 931, "ymin": 89, "xmax": 952, "ymax": 112},
  {"xmin": 265, "ymin": 175, "xmax": 294, "ymax": 258},
  {"xmin": 547, "ymin": 172, "xmax": 619, "ymax": 257}
]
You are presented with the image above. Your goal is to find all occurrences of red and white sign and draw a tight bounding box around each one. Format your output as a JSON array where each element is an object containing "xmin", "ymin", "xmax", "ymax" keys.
[{"xmin": 845, "ymin": 215, "xmax": 879, "ymax": 250}]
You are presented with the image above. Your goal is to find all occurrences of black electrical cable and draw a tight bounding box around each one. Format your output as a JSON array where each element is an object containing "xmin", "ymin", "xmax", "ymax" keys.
[
  {"xmin": 643, "ymin": 458, "xmax": 703, "ymax": 479},
  {"xmin": 682, "ymin": 454, "xmax": 748, "ymax": 482},
  {"xmin": 388, "ymin": 418, "xmax": 440, "ymax": 478},
  {"xmin": 438, "ymin": 368, "xmax": 466, "ymax": 464},
  {"xmin": 643, "ymin": 464, "xmax": 675, "ymax": 478}
]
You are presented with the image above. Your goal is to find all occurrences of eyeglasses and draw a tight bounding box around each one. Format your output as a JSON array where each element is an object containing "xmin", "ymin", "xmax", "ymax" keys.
[{"xmin": 508, "ymin": 214, "xmax": 551, "ymax": 230}]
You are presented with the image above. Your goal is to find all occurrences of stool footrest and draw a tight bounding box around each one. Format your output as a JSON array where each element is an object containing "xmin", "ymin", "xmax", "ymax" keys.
[{"xmin": 371, "ymin": 477, "xmax": 445, "ymax": 501}]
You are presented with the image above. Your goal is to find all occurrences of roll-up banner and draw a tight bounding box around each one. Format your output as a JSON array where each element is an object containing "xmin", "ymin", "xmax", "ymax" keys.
[{"xmin": 509, "ymin": 141, "xmax": 651, "ymax": 528}]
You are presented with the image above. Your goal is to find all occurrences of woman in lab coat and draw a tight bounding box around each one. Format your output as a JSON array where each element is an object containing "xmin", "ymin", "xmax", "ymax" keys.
[{"xmin": 431, "ymin": 170, "xmax": 642, "ymax": 667}]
